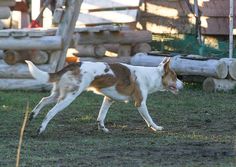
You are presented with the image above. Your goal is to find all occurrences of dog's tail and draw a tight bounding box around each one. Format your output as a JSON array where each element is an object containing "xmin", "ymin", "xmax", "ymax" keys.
[{"xmin": 25, "ymin": 60, "xmax": 50, "ymax": 83}]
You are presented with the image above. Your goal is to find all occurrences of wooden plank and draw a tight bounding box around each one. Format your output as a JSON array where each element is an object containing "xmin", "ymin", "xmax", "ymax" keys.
[
  {"xmin": 74, "ymin": 25, "xmax": 130, "ymax": 33},
  {"xmin": 0, "ymin": 36, "xmax": 62, "ymax": 50},
  {"xmin": 0, "ymin": 0, "xmax": 16, "ymax": 7},
  {"xmin": 0, "ymin": 28, "xmax": 57, "ymax": 37},
  {"xmin": 77, "ymin": 9, "xmax": 138, "ymax": 26},
  {"xmin": 143, "ymin": 0, "xmax": 236, "ymax": 17},
  {"xmin": 139, "ymin": 15, "xmax": 236, "ymax": 35},
  {"xmin": 0, "ymin": 7, "xmax": 11, "ymax": 19},
  {"xmin": 81, "ymin": 0, "xmax": 140, "ymax": 10},
  {"xmin": 75, "ymin": 30, "xmax": 152, "ymax": 45}
]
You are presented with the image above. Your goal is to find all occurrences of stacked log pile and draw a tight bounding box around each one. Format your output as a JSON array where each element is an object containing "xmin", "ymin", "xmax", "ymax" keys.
[{"xmin": 131, "ymin": 53, "xmax": 236, "ymax": 92}]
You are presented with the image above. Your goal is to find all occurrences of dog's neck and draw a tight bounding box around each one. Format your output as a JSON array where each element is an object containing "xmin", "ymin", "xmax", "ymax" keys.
[{"xmin": 134, "ymin": 66, "xmax": 165, "ymax": 94}]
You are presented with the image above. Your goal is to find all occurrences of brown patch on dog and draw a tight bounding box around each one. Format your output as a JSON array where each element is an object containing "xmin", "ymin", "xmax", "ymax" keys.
[
  {"xmin": 90, "ymin": 63, "xmax": 143, "ymax": 107},
  {"xmin": 49, "ymin": 62, "xmax": 82, "ymax": 82},
  {"xmin": 162, "ymin": 60, "xmax": 177, "ymax": 88}
]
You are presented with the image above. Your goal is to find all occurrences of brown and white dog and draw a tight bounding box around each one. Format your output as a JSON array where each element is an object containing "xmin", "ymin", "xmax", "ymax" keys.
[{"xmin": 26, "ymin": 57, "xmax": 183, "ymax": 135}]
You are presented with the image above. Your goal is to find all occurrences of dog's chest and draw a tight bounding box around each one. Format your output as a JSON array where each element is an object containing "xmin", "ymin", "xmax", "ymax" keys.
[{"xmin": 88, "ymin": 86, "xmax": 130, "ymax": 101}]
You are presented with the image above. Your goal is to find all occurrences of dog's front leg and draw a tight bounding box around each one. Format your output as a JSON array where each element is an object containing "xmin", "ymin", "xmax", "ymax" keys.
[
  {"xmin": 97, "ymin": 96, "xmax": 113, "ymax": 133},
  {"xmin": 137, "ymin": 101, "xmax": 163, "ymax": 132}
]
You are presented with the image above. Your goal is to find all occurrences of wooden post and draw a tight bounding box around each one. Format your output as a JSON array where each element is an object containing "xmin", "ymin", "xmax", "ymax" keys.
[
  {"xmin": 229, "ymin": 0, "xmax": 234, "ymax": 58},
  {"xmin": 50, "ymin": 0, "xmax": 83, "ymax": 72}
]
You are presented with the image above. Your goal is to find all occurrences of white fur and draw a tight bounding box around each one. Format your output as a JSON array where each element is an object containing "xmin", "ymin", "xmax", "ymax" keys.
[{"xmin": 25, "ymin": 60, "xmax": 49, "ymax": 83}]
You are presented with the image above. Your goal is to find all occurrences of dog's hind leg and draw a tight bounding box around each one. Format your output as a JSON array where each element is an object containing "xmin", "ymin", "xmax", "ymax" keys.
[
  {"xmin": 29, "ymin": 90, "xmax": 59, "ymax": 121},
  {"xmin": 37, "ymin": 91, "xmax": 78, "ymax": 135},
  {"xmin": 137, "ymin": 101, "xmax": 163, "ymax": 132},
  {"xmin": 97, "ymin": 96, "xmax": 113, "ymax": 133},
  {"xmin": 37, "ymin": 77, "xmax": 92, "ymax": 135}
]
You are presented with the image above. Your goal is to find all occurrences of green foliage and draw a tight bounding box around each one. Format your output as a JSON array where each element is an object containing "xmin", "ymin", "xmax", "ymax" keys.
[{"xmin": 151, "ymin": 34, "xmax": 236, "ymax": 58}]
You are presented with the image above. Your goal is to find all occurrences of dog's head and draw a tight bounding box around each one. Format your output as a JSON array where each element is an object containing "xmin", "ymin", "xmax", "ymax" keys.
[{"xmin": 159, "ymin": 57, "xmax": 183, "ymax": 94}]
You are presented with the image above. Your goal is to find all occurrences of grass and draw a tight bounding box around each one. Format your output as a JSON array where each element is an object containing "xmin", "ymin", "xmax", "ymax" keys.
[{"xmin": 0, "ymin": 85, "xmax": 236, "ymax": 167}]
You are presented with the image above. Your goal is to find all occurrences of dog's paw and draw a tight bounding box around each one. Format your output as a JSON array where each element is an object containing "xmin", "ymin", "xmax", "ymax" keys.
[
  {"xmin": 101, "ymin": 127, "xmax": 110, "ymax": 133},
  {"xmin": 150, "ymin": 125, "xmax": 163, "ymax": 131},
  {"xmin": 98, "ymin": 124, "xmax": 110, "ymax": 133}
]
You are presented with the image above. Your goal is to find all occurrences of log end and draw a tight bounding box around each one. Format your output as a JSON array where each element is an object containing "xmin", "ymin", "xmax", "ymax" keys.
[
  {"xmin": 203, "ymin": 77, "xmax": 215, "ymax": 92},
  {"xmin": 216, "ymin": 61, "xmax": 228, "ymax": 79},
  {"xmin": 228, "ymin": 60, "xmax": 236, "ymax": 80},
  {"xmin": 3, "ymin": 50, "xmax": 19, "ymax": 65}
]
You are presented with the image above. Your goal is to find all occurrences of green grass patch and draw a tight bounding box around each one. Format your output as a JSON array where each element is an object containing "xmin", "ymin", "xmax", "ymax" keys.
[{"xmin": 0, "ymin": 87, "xmax": 236, "ymax": 167}]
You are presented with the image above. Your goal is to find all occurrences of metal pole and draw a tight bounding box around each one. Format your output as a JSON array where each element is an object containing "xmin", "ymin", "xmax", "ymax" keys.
[{"xmin": 229, "ymin": 0, "xmax": 234, "ymax": 58}]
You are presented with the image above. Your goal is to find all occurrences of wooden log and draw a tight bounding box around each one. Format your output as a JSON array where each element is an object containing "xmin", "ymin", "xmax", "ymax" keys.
[
  {"xmin": 118, "ymin": 45, "xmax": 132, "ymax": 57},
  {"xmin": 0, "ymin": 50, "xmax": 4, "ymax": 59},
  {"xmin": 30, "ymin": 51, "xmax": 49, "ymax": 64},
  {"xmin": 221, "ymin": 58, "xmax": 236, "ymax": 80},
  {"xmin": 0, "ymin": 79, "xmax": 51, "ymax": 91},
  {"xmin": 181, "ymin": 75, "xmax": 206, "ymax": 83},
  {"xmin": 52, "ymin": 8, "xmax": 64, "ymax": 25},
  {"xmin": 203, "ymin": 77, "xmax": 236, "ymax": 92},
  {"xmin": 3, "ymin": 50, "xmax": 49, "ymax": 65},
  {"xmin": 75, "ymin": 30, "xmax": 152, "ymax": 45},
  {"xmin": 132, "ymin": 43, "xmax": 151, "ymax": 54},
  {"xmin": 0, "ymin": 7, "xmax": 11, "ymax": 19},
  {"xmin": 3, "ymin": 50, "xmax": 28, "ymax": 65},
  {"xmin": 78, "ymin": 56, "xmax": 131, "ymax": 64},
  {"xmin": 0, "ymin": 36, "xmax": 62, "ymax": 50},
  {"xmin": 76, "ymin": 45, "xmax": 106, "ymax": 57},
  {"xmin": 0, "ymin": 60, "xmax": 51, "ymax": 79},
  {"xmin": 130, "ymin": 53, "xmax": 228, "ymax": 79},
  {"xmin": 0, "ymin": 0, "xmax": 16, "ymax": 6}
]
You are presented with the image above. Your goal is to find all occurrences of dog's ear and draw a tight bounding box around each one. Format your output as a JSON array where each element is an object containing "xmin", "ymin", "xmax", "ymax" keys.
[{"xmin": 159, "ymin": 57, "xmax": 171, "ymax": 74}]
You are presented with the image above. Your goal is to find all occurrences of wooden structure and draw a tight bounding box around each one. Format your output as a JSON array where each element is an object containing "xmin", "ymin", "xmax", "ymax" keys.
[
  {"xmin": 0, "ymin": 0, "xmax": 83, "ymax": 90},
  {"xmin": 138, "ymin": 0, "xmax": 236, "ymax": 35},
  {"xmin": 64, "ymin": 0, "xmax": 152, "ymax": 62},
  {"xmin": 0, "ymin": 0, "xmax": 152, "ymax": 90}
]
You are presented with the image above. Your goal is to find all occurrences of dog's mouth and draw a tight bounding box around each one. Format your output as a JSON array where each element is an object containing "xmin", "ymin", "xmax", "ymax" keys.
[{"xmin": 168, "ymin": 85, "xmax": 178, "ymax": 94}]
